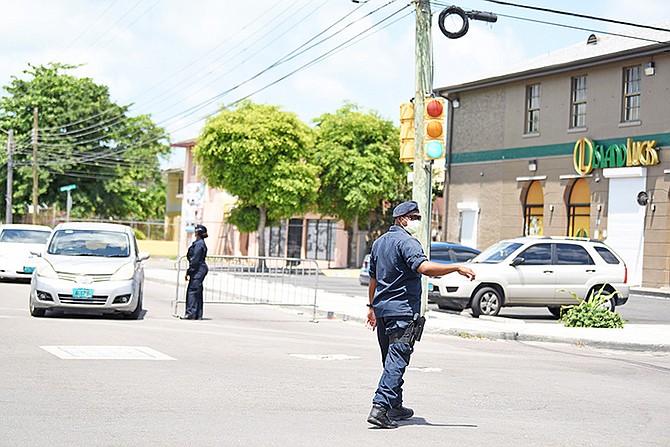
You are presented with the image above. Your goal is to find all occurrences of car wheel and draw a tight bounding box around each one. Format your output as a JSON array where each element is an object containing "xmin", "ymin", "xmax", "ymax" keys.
[
  {"xmin": 547, "ymin": 306, "xmax": 563, "ymax": 318},
  {"xmin": 123, "ymin": 292, "xmax": 143, "ymax": 320},
  {"xmin": 471, "ymin": 286, "xmax": 502, "ymax": 317},
  {"xmin": 29, "ymin": 301, "xmax": 46, "ymax": 318},
  {"xmin": 587, "ymin": 286, "xmax": 616, "ymax": 312}
]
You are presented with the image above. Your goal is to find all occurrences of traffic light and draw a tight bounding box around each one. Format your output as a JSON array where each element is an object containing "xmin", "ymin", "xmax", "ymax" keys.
[
  {"xmin": 424, "ymin": 97, "xmax": 445, "ymax": 159},
  {"xmin": 399, "ymin": 102, "xmax": 414, "ymax": 162}
]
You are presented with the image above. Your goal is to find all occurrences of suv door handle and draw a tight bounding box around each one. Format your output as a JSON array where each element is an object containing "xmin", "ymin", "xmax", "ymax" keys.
[
  {"xmin": 586, "ymin": 269, "xmax": 596, "ymax": 273},
  {"xmin": 543, "ymin": 270, "xmax": 553, "ymax": 274}
]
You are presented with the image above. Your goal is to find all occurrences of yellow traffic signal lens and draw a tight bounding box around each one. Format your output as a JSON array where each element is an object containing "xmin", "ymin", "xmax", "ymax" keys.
[{"xmin": 426, "ymin": 120, "xmax": 443, "ymax": 138}]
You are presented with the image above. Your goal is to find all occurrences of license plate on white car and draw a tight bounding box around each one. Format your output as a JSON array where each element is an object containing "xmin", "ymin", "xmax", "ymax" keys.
[
  {"xmin": 72, "ymin": 288, "xmax": 93, "ymax": 299},
  {"xmin": 23, "ymin": 266, "xmax": 35, "ymax": 274}
]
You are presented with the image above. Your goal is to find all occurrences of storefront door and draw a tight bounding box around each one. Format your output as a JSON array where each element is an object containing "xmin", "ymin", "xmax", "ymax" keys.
[{"xmin": 603, "ymin": 167, "xmax": 646, "ymax": 286}]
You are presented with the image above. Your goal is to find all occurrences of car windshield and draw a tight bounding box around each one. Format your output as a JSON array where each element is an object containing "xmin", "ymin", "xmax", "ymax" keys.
[
  {"xmin": 472, "ymin": 241, "xmax": 523, "ymax": 264},
  {"xmin": 48, "ymin": 229, "xmax": 130, "ymax": 257},
  {"xmin": 0, "ymin": 229, "xmax": 51, "ymax": 244}
]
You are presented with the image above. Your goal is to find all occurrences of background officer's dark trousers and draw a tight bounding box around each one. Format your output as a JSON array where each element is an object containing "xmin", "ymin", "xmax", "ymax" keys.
[
  {"xmin": 185, "ymin": 264, "xmax": 208, "ymax": 319},
  {"xmin": 373, "ymin": 316, "xmax": 414, "ymax": 410}
]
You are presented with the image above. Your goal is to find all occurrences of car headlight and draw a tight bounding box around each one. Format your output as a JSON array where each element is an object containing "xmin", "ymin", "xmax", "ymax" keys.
[
  {"xmin": 111, "ymin": 262, "xmax": 135, "ymax": 281},
  {"xmin": 35, "ymin": 259, "xmax": 58, "ymax": 279}
]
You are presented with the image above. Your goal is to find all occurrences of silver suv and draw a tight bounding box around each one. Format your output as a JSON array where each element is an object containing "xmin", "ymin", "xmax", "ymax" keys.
[{"xmin": 429, "ymin": 236, "xmax": 629, "ymax": 317}]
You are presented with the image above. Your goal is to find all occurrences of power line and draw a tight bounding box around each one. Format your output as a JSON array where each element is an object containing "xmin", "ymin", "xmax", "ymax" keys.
[{"xmin": 481, "ymin": 0, "xmax": 670, "ymax": 33}]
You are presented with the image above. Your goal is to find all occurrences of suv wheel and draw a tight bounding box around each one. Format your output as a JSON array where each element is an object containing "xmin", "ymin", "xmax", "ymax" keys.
[
  {"xmin": 587, "ymin": 286, "xmax": 616, "ymax": 312},
  {"xmin": 471, "ymin": 286, "xmax": 502, "ymax": 317}
]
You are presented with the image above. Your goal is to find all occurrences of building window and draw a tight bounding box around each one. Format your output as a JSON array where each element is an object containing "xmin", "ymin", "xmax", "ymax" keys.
[
  {"xmin": 525, "ymin": 84, "xmax": 540, "ymax": 134},
  {"xmin": 177, "ymin": 177, "xmax": 184, "ymax": 195},
  {"xmin": 265, "ymin": 221, "xmax": 288, "ymax": 257},
  {"xmin": 622, "ymin": 65, "xmax": 641, "ymax": 122},
  {"xmin": 570, "ymin": 75, "xmax": 587, "ymax": 128},
  {"xmin": 305, "ymin": 219, "xmax": 336, "ymax": 261},
  {"xmin": 523, "ymin": 181, "xmax": 544, "ymax": 236},
  {"xmin": 567, "ymin": 178, "xmax": 590, "ymax": 237}
]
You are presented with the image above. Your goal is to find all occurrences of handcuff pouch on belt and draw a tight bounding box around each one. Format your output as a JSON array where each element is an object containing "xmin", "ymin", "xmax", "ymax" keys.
[{"xmin": 389, "ymin": 313, "xmax": 426, "ymax": 346}]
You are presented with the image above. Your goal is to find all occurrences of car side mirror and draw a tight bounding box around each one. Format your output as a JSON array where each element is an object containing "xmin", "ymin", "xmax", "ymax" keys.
[
  {"xmin": 30, "ymin": 249, "xmax": 43, "ymax": 257},
  {"xmin": 138, "ymin": 252, "xmax": 150, "ymax": 262},
  {"xmin": 511, "ymin": 257, "xmax": 524, "ymax": 266}
]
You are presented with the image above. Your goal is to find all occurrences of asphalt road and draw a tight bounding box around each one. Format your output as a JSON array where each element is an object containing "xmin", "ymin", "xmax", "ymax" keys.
[{"xmin": 1, "ymin": 279, "xmax": 669, "ymax": 446}]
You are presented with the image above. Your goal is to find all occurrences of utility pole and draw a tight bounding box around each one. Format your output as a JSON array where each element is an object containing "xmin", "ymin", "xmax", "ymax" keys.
[
  {"xmin": 32, "ymin": 107, "xmax": 38, "ymax": 224},
  {"xmin": 413, "ymin": 0, "xmax": 433, "ymax": 315},
  {"xmin": 5, "ymin": 129, "xmax": 13, "ymax": 224}
]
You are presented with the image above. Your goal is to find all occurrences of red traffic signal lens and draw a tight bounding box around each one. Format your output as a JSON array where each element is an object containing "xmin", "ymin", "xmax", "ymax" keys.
[{"xmin": 426, "ymin": 99, "xmax": 444, "ymax": 117}]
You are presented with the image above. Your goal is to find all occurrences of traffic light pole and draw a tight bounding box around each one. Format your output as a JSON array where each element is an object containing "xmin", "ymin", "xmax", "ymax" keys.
[{"xmin": 413, "ymin": 0, "xmax": 433, "ymax": 316}]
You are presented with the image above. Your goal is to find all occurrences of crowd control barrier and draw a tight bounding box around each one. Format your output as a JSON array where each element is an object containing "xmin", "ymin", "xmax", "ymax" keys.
[{"xmin": 171, "ymin": 255, "xmax": 320, "ymax": 321}]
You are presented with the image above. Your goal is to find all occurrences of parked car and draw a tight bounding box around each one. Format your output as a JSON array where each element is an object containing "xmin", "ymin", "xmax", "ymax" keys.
[
  {"xmin": 29, "ymin": 222, "xmax": 150, "ymax": 319},
  {"xmin": 0, "ymin": 224, "xmax": 52, "ymax": 281},
  {"xmin": 429, "ymin": 236, "xmax": 629, "ymax": 317},
  {"xmin": 359, "ymin": 242, "xmax": 480, "ymax": 286}
]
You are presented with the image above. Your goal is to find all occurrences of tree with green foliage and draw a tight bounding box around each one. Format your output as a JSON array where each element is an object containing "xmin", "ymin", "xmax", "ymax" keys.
[
  {"xmin": 194, "ymin": 100, "xmax": 319, "ymax": 256},
  {"xmin": 312, "ymin": 103, "xmax": 409, "ymax": 266},
  {"xmin": 0, "ymin": 63, "xmax": 170, "ymax": 222}
]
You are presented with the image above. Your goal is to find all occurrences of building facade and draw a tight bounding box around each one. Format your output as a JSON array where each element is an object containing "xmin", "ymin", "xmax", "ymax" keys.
[{"xmin": 436, "ymin": 31, "xmax": 670, "ymax": 287}]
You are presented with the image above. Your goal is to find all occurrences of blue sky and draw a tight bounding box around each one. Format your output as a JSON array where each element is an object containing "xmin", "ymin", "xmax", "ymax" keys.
[{"xmin": 1, "ymin": 0, "xmax": 668, "ymax": 167}]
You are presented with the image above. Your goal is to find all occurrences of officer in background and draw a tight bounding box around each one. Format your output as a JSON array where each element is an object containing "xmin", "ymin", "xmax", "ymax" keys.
[
  {"xmin": 366, "ymin": 201, "xmax": 476, "ymax": 429},
  {"xmin": 181, "ymin": 224, "xmax": 209, "ymax": 320}
]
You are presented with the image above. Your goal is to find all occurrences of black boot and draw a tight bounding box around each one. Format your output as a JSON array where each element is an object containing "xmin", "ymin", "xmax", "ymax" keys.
[
  {"xmin": 388, "ymin": 405, "xmax": 414, "ymax": 420},
  {"xmin": 367, "ymin": 404, "xmax": 398, "ymax": 429}
]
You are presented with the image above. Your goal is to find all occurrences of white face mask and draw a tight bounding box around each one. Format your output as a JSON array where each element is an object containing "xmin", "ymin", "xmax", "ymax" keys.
[{"xmin": 405, "ymin": 219, "xmax": 421, "ymax": 235}]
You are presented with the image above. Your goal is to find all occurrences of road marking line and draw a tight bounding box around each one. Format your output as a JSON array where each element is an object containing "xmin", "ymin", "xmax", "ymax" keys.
[
  {"xmin": 40, "ymin": 346, "xmax": 176, "ymax": 360},
  {"xmin": 289, "ymin": 354, "xmax": 360, "ymax": 361}
]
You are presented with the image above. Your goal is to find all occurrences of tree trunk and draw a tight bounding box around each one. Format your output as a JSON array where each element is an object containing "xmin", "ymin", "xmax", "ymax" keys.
[
  {"xmin": 257, "ymin": 205, "xmax": 267, "ymax": 257},
  {"xmin": 352, "ymin": 214, "xmax": 360, "ymax": 268},
  {"xmin": 257, "ymin": 205, "xmax": 267, "ymax": 271}
]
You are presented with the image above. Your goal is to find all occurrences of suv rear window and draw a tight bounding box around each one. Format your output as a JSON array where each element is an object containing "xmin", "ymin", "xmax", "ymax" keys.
[
  {"xmin": 556, "ymin": 243, "xmax": 594, "ymax": 265},
  {"xmin": 594, "ymin": 246, "xmax": 620, "ymax": 264}
]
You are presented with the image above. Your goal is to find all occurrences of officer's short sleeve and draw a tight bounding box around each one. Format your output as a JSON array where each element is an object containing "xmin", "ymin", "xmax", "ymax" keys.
[{"xmin": 399, "ymin": 238, "xmax": 428, "ymax": 273}]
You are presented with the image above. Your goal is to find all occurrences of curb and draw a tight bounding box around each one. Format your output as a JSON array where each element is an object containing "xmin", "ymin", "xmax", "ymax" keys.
[{"xmin": 144, "ymin": 271, "xmax": 670, "ymax": 353}]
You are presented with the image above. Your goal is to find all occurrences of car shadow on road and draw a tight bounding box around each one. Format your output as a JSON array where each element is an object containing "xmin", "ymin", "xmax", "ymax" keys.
[{"xmin": 41, "ymin": 309, "xmax": 147, "ymax": 320}]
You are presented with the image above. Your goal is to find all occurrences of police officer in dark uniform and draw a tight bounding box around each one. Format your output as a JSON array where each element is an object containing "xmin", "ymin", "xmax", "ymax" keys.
[
  {"xmin": 181, "ymin": 224, "xmax": 209, "ymax": 320},
  {"xmin": 366, "ymin": 201, "xmax": 476, "ymax": 428}
]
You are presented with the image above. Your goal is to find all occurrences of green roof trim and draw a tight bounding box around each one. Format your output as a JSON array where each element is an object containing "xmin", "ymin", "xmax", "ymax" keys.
[{"xmin": 450, "ymin": 132, "xmax": 670, "ymax": 164}]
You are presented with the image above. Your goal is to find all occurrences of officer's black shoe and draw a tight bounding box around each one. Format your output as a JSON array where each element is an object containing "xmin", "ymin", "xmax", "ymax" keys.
[
  {"xmin": 179, "ymin": 315, "xmax": 195, "ymax": 320},
  {"xmin": 367, "ymin": 404, "xmax": 398, "ymax": 429},
  {"xmin": 388, "ymin": 405, "xmax": 414, "ymax": 420}
]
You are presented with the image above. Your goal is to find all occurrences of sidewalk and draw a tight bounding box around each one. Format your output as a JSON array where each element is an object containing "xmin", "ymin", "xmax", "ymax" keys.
[{"xmin": 144, "ymin": 264, "xmax": 670, "ymax": 353}]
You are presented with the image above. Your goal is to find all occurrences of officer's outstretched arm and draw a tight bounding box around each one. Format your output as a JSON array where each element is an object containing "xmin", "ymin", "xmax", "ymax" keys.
[{"xmin": 417, "ymin": 261, "xmax": 476, "ymax": 280}]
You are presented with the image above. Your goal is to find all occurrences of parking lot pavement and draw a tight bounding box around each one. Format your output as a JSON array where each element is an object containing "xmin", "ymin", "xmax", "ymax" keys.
[{"xmin": 144, "ymin": 262, "xmax": 670, "ymax": 353}]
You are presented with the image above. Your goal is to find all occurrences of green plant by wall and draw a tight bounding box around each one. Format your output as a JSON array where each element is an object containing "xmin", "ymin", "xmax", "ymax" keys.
[{"xmin": 559, "ymin": 285, "xmax": 625, "ymax": 329}]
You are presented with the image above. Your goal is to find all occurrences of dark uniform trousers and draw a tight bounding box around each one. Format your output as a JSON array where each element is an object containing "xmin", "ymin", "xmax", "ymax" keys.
[
  {"xmin": 373, "ymin": 316, "xmax": 414, "ymax": 410},
  {"xmin": 185, "ymin": 264, "xmax": 208, "ymax": 319}
]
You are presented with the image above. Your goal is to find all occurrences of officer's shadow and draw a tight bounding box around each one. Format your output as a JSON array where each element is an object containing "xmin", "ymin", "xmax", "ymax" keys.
[{"xmin": 397, "ymin": 417, "xmax": 477, "ymax": 428}]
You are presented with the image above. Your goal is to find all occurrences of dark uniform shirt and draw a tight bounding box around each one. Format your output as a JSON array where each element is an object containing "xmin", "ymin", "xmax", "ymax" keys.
[
  {"xmin": 369, "ymin": 225, "xmax": 428, "ymax": 317},
  {"xmin": 186, "ymin": 238, "xmax": 208, "ymax": 276}
]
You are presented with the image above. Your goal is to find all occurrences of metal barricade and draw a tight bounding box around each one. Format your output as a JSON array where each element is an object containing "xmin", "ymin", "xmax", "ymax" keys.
[{"xmin": 171, "ymin": 255, "xmax": 320, "ymax": 320}]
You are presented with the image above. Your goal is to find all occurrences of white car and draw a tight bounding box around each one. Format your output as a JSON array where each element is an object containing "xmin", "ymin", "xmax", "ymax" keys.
[
  {"xmin": 29, "ymin": 222, "xmax": 150, "ymax": 319},
  {"xmin": 429, "ymin": 236, "xmax": 629, "ymax": 317},
  {"xmin": 0, "ymin": 224, "xmax": 52, "ymax": 281}
]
